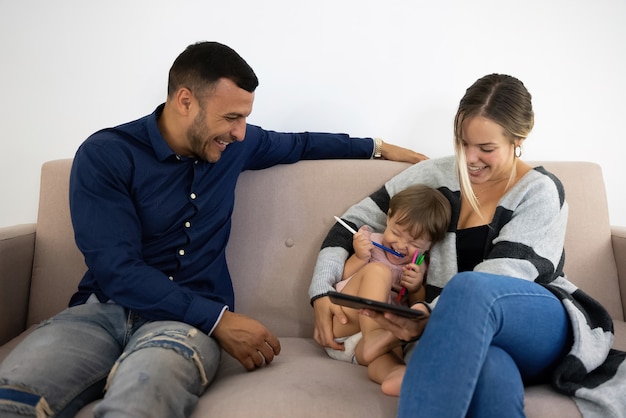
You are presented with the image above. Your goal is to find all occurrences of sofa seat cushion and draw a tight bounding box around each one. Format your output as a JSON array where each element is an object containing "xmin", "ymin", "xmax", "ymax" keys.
[
  {"xmin": 524, "ymin": 385, "xmax": 581, "ymax": 417},
  {"xmin": 74, "ymin": 337, "xmax": 398, "ymax": 418},
  {"xmin": 192, "ymin": 337, "xmax": 398, "ymax": 417},
  {"xmin": 72, "ymin": 337, "xmax": 586, "ymax": 417}
]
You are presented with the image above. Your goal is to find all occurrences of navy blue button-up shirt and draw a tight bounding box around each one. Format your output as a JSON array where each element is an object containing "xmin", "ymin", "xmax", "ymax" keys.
[{"xmin": 68, "ymin": 104, "xmax": 374, "ymax": 334}]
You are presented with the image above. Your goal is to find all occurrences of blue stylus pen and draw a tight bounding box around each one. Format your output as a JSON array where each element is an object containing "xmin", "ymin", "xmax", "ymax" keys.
[
  {"xmin": 371, "ymin": 241, "xmax": 404, "ymax": 258},
  {"xmin": 334, "ymin": 216, "xmax": 404, "ymax": 258}
]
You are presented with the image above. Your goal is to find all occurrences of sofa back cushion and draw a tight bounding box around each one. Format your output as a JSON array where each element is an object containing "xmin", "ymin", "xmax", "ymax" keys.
[
  {"xmin": 28, "ymin": 160, "xmax": 87, "ymax": 325},
  {"xmin": 27, "ymin": 159, "xmax": 623, "ymax": 335},
  {"xmin": 226, "ymin": 160, "xmax": 409, "ymax": 337},
  {"xmin": 538, "ymin": 161, "xmax": 622, "ymax": 320},
  {"xmin": 27, "ymin": 159, "xmax": 406, "ymax": 328},
  {"xmin": 227, "ymin": 160, "xmax": 624, "ymax": 336}
]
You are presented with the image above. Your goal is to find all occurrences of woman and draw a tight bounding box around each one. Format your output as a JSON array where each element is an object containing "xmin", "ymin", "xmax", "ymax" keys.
[{"xmin": 309, "ymin": 74, "xmax": 626, "ymax": 417}]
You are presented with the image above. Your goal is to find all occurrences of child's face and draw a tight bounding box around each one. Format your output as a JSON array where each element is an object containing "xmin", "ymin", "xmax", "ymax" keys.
[{"xmin": 382, "ymin": 214, "xmax": 432, "ymax": 265}]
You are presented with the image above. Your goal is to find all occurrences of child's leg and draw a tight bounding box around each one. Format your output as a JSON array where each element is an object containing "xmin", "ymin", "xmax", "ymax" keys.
[
  {"xmin": 358, "ymin": 328, "xmax": 401, "ymax": 365},
  {"xmin": 325, "ymin": 272, "xmax": 375, "ymax": 364},
  {"xmin": 367, "ymin": 347, "xmax": 405, "ymax": 396},
  {"xmin": 331, "ymin": 306, "xmax": 361, "ymax": 338},
  {"xmin": 380, "ymin": 364, "xmax": 406, "ymax": 396},
  {"xmin": 332, "ymin": 262, "xmax": 393, "ymax": 338},
  {"xmin": 331, "ymin": 275, "xmax": 368, "ymax": 339},
  {"xmin": 346, "ymin": 263, "xmax": 404, "ymax": 364}
]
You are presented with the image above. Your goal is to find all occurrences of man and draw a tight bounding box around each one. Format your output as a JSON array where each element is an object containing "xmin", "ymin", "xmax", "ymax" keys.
[{"xmin": 0, "ymin": 41, "xmax": 426, "ymax": 418}]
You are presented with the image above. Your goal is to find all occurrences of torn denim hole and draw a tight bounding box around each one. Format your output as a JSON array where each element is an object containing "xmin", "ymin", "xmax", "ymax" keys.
[
  {"xmin": 0, "ymin": 384, "xmax": 53, "ymax": 418},
  {"xmin": 105, "ymin": 328, "xmax": 208, "ymax": 392}
]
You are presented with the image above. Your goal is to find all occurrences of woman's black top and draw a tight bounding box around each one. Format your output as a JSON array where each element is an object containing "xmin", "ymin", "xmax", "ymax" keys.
[{"xmin": 456, "ymin": 225, "xmax": 489, "ymax": 272}]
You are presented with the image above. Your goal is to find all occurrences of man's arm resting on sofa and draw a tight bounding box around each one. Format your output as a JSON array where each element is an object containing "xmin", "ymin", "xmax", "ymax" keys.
[
  {"xmin": 0, "ymin": 224, "xmax": 36, "ymax": 345},
  {"xmin": 612, "ymin": 225, "xmax": 626, "ymax": 321}
]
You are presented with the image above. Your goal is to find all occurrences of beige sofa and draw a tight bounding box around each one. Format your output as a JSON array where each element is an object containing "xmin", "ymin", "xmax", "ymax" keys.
[{"xmin": 1, "ymin": 158, "xmax": 625, "ymax": 417}]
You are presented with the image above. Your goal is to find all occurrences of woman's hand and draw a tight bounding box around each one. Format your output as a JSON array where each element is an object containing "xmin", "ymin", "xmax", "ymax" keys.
[
  {"xmin": 313, "ymin": 295, "xmax": 347, "ymax": 350},
  {"xmin": 360, "ymin": 303, "xmax": 430, "ymax": 342}
]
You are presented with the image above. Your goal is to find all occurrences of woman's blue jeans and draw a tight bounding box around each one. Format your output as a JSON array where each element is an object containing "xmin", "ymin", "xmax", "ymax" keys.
[
  {"xmin": 0, "ymin": 302, "xmax": 221, "ymax": 418},
  {"xmin": 398, "ymin": 272, "xmax": 571, "ymax": 418}
]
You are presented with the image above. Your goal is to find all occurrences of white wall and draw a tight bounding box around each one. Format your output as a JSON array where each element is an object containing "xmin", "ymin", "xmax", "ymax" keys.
[{"xmin": 1, "ymin": 0, "xmax": 625, "ymax": 228}]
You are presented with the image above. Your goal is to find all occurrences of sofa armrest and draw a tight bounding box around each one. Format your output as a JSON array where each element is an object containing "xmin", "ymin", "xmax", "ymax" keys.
[
  {"xmin": 0, "ymin": 223, "xmax": 36, "ymax": 345},
  {"xmin": 612, "ymin": 225, "xmax": 626, "ymax": 321}
]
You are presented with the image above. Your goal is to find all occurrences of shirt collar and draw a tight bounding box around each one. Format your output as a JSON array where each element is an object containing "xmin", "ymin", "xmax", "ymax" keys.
[{"xmin": 147, "ymin": 103, "xmax": 179, "ymax": 162}]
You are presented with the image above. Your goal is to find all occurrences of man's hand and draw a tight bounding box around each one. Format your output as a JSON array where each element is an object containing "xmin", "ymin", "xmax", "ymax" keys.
[
  {"xmin": 212, "ymin": 310, "xmax": 281, "ymax": 371},
  {"xmin": 313, "ymin": 296, "xmax": 346, "ymax": 350},
  {"xmin": 380, "ymin": 141, "xmax": 428, "ymax": 164}
]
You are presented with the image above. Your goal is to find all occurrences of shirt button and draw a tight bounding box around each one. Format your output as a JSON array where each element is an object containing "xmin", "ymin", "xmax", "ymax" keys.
[
  {"xmin": 169, "ymin": 276, "xmax": 174, "ymax": 281},
  {"xmin": 185, "ymin": 221, "xmax": 191, "ymax": 228},
  {"xmin": 190, "ymin": 193, "xmax": 197, "ymax": 200},
  {"xmin": 178, "ymin": 249, "xmax": 185, "ymax": 256}
]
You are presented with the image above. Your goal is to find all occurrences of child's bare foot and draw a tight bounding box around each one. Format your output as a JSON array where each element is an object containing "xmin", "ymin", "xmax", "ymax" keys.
[
  {"xmin": 381, "ymin": 365, "xmax": 406, "ymax": 396},
  {"xmin": 359, "ymin": 329, "xmax": 400, "ymax": 364}
]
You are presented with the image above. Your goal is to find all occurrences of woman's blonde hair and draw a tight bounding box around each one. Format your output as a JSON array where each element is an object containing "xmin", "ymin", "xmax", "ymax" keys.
[{"xmin": 453, "ymin": 74, "xmax": 534, "ymax": 215}]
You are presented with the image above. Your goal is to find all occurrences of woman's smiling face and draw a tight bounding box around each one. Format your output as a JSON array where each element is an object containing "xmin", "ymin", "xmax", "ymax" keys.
[{"xmin": 461, "ymin": 116, "xmax": 518, "ymax": 186}]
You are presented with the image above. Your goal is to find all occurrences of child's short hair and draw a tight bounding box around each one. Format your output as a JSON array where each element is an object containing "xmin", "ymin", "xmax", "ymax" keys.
[{"xmin": 388, "ymin": 185, "xmax": 451, "ymax": 244}]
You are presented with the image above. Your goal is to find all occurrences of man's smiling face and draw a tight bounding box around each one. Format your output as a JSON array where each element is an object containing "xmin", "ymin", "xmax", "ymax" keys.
[{"xmin": 186, "ymin": 78, "xmax": 254, "ymax": 162}]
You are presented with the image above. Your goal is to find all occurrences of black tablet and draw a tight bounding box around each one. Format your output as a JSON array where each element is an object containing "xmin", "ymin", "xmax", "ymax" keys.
[{"xmin": 327, "ymin": 291, "xmax": 425, "ymax": 319}]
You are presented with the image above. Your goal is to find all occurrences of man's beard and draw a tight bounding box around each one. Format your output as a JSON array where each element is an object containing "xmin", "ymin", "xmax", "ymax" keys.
[{"xmin": 187, "ymin": 110, "xmax": 220, "ymax": 163}]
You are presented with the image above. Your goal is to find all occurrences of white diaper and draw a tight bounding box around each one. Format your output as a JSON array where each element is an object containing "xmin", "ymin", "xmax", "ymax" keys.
[{"xmin": 324, "ymin": 332, "xmax": 362, "ymax": 364}]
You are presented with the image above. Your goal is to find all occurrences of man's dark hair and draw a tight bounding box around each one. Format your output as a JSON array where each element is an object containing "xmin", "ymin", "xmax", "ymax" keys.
[{"xmin": 167, "ymin": 41, "xmax": 259, "ymax": 97}]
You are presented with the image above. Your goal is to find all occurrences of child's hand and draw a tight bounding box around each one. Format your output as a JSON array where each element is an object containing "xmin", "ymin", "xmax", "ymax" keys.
[
  {"xmin": 400, "ymin": 261, "xmax": 426, "ymax": 293},
  {"xmin": 353, "ymin": 225, "xmax": 374, "ymax": 261}
]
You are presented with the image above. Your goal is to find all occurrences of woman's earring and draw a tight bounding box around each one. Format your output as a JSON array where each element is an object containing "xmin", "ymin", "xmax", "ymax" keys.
[{"xmin": 514, "ymin": 145, "xmax": 522, "ymax": 158}]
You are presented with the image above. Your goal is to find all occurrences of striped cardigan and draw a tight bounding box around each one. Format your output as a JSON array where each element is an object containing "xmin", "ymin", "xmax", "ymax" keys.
[{"xmin": 309, "ymin": 156, "xmax": 626, "ymax": 417}]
